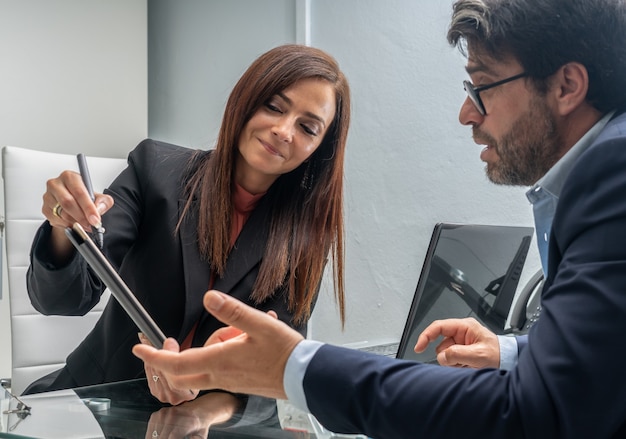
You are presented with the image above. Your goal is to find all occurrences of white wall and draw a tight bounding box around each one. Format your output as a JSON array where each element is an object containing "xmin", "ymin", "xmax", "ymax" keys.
[
  {"xmin": 146, "ymin": 0, "xmax": 539, "ymax": 347},
  {"xmin": 148, "ymin": 0, "xmax": 297, "ymax": 147},
  {"xmin": 0, "ymin": 0, "xmax": 147, "ymax": 381},
  {"xmin": 308, "ymin": 0, "xmax": 537, "ymax": 345}
]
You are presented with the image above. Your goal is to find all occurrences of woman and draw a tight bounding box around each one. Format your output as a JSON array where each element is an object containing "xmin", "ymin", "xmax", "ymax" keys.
[{"xmin": 25, "ymin": 44, "xmax": 350, "ymax": 404}]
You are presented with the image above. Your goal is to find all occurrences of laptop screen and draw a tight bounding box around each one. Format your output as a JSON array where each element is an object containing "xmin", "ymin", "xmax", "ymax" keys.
[{"xmin": 395, "ymin": 223, "xmax": 533, "ymax": 362}]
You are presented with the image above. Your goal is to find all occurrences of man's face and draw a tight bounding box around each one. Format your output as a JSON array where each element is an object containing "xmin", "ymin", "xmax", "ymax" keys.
[{"xmin": 459, "ymin": 54, "xmax": 562, "ymax": 186}]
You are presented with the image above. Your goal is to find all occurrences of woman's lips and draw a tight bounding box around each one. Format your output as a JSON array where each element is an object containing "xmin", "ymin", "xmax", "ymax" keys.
[{"xmin": 260, "ymin": 139, "xmax": 282, "ymax": 157}]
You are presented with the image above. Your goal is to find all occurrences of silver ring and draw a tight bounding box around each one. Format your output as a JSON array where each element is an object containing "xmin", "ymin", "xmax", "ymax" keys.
[
  {"xmin": 52, "ymin": 203, "xmax": 63, "ymax": 218},
  {"xmin": 152, "ymin": 431, "xmax": 158, "ymax": 438},
  {"xmin": 152, "ymin": 375, "xmax": 159, "ymax": 383}
]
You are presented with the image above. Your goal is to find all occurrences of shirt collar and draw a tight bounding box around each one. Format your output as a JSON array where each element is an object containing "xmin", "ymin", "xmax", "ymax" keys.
[
  {"xmin": 233, "ymin": 182, "xmax": 265, "ymax": 214},
  {"xmin": 527, "ymin": 110, "xmax": 616, "ymax": 201}
]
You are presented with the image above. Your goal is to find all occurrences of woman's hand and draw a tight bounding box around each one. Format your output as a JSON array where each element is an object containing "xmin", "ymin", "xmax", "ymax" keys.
[
  {"xmin": 138, "ymin": 333, "xmax": 199, "ymax": 406},
  {"xmin": 43, "ymin": 170, "xmax": 114, "ymax": 263},
  {"xmin": 144, "ymin": 391, "xmax": 239, "ymax": 439}
]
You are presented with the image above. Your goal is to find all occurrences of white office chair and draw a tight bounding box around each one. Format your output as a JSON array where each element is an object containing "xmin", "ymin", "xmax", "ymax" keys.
[{"xmin": 2, "ymin": 145, "xmax": 127, "ymax": 395}]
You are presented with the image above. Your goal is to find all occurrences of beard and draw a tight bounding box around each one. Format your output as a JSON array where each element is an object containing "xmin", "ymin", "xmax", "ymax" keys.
[{"xmin": 475, "ymin": 96, "xmax": 562, "ymax": 186}]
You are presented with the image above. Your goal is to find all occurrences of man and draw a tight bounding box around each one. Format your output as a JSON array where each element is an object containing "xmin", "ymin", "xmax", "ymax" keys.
[{"xmin": 133, "ymin": 0, "xmax": 626, "ymax": 437}]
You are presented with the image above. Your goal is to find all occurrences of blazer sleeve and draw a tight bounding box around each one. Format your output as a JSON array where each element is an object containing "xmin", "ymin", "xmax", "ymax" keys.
[
  {"xmin": 26, "ymin": 139, "xmax": 164, "ymax": 316},
  {"xmin": 302, "ymin": 131, "xmax": 626, "ymax": 439}
]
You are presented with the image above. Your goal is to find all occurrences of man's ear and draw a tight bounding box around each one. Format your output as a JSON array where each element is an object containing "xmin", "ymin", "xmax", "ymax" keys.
[{"xmin": 552, "ymin": 62, "xmax": 589, "ymax": 116}]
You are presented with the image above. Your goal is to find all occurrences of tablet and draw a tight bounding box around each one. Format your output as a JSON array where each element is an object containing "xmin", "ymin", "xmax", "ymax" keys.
[{"xmin": 65, "ymin": 222, "xmax": 166, "ymax": 348}]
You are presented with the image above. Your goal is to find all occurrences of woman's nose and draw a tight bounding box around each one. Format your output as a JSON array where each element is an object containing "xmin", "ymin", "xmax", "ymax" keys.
[{"xmin": 272, "ymin": 119, "xmax": 294, "ymax": 143}]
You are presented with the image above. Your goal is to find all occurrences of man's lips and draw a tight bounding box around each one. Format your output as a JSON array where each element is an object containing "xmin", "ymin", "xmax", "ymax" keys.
[
  {"xmin": 472, "ymin": 133, "xmax": 495, "ymax": 162},
  {"xmin": 479, "ymin": 144, "xmax": 497, "ymax": 162}
]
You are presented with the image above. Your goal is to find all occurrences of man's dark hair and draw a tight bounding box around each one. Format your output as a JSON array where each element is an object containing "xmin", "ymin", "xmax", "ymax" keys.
[{"xmin": 448, "ymin": 0, "xmax": 626, "ymax": 113}]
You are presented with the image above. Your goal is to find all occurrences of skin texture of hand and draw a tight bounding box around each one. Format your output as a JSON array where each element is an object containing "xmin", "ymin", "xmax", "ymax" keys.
[
  {"xmin": 44, "ymin": 170, "xmax": 114, "ymax": 264},
  {"xmin": 144, "ymin": 391, "xmax": 239, "ymax": 439},
  {"xmin": 414, "ymin": 317, "xmax": 501, "ymax": 369},
  {"xmin": 133, "ymin": 290, "xmax": 304, "ymax": 400},
  {"xmin": 138, "ymin": 334, "xmax": 199, "ymax": 405}
]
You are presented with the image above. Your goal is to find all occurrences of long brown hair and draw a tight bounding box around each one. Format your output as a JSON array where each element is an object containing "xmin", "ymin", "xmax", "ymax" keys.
[{"xmin": 179, "ymin": 44, "xmax": 350, "ymax": 326}]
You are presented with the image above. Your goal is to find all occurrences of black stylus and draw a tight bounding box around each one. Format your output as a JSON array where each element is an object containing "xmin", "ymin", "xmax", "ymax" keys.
[{"xmin": 77, "ymin": 153, "xmax": 105, "ymax": 248}]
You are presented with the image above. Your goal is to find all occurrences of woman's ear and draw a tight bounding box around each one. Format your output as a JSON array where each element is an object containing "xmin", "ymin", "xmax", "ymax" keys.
[{"xmin": 552, "ymin": 62, "xmax": 589, "ymax": 116}]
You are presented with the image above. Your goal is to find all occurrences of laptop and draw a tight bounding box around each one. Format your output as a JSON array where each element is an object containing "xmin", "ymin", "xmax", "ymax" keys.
[{"xmin": 358, "ymin": 223, "xmax": 534, "ymax": 362}]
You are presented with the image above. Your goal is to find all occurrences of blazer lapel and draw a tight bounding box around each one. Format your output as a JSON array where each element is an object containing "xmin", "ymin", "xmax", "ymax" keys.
[
  {"xmin": 178, "ymin": 199, "xmax": 212, "ymax": 342},
  {"xmin": 213, "ymin": 194, "xmax": 271, "ymax": 295},
  {"xmin": 191, "ymin": 194, "xmax": 272, "ymax": 344}
]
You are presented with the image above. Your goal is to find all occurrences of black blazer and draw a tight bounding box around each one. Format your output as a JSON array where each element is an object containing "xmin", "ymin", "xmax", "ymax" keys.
[
  {"xmin": 27, "ymin": 139, "xmax": 307, "ymax": 387},
  {"xmin": 301, "ymin": 111, "xmax": 626, "ymax": 439}
]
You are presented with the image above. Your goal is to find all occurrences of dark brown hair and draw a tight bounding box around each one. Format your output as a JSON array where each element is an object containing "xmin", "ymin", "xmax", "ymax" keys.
[
  {"xmin": 448, "ymin": 0, "xmax": 626, "ymax": 112},
  {"xmin": 179, "ymin": 44, "xmax": 350, "ymax": 326}
]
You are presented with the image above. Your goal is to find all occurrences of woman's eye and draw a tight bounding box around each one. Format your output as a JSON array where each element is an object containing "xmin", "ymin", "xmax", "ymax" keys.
[
  {"xmin": 301, "ymin": 124, "xmax": 318, "ymax": 136},
  {"xmin": 266, "ymin": 102, "xmax": 282, "ymax": 113}
]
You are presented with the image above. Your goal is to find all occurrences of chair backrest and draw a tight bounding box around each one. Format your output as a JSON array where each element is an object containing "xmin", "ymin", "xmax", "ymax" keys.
[{"xmin": 2, "ymin": 145, "xmax": 127, "ymax": 395}]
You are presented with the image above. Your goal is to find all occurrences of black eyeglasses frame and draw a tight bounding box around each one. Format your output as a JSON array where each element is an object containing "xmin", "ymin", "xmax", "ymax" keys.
[{"xmin": 463, "ymin": 72, "xmax": 528, "ymax": 116}]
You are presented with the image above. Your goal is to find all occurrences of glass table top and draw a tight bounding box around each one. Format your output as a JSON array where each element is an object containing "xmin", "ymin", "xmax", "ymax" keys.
[{"xmin": 1, "ymin": 379, "xmax": 365, "ymax": 439}]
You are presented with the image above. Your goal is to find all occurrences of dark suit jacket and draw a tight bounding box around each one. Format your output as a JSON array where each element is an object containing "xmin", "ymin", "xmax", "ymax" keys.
[
  {"xmin": 302, "ymin": 111, "xmax": 626, "ymax": 438},
  {"xmin": 27, "ymin": 139, "xmax": 307, "ymax": 389}
]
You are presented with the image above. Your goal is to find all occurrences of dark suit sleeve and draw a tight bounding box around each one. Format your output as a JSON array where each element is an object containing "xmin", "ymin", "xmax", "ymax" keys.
[
  {"xmin": 27, "ymin": 222, "xmax": 106, "ymax": 314},
  {"xmin": 26, "ymin": 139, "xmax": 159, "ymax": 315},
  {"xmin": 303, "ymin": 132, "xmax": 626, "ymax": 438}
]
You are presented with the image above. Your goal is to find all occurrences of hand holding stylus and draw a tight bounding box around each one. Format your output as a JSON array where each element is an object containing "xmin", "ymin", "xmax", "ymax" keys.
[
  {"xmin": 77, "ymin": 153, "xmax": 105, "ymax": 248},
  {"xmin": 43, "ymin": 157, "xmax": 114, "ymax": 262}
]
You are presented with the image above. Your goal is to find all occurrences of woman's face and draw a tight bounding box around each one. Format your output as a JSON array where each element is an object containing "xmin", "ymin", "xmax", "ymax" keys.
[{"xmin": 236, "ymin": 78, "xmax": 336, "ymax": 194}]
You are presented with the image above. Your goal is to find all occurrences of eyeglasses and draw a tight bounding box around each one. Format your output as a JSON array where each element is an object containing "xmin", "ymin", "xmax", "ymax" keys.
[{"xmin": 463, "ymin": 72, "xmax": 527, "ymax": 116}]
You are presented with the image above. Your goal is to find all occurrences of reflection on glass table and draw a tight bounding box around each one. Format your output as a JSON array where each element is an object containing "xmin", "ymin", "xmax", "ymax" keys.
[
  {"xmin": 1, "ymin": 382, "xmax": 33, "ymax": 434},
  {"xmin": 0, "ymin": 379, "xmax": 366, "ymax": 439}
]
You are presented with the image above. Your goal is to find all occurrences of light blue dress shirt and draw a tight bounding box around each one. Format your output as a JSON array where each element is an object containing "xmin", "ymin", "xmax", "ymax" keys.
[
  {"xmin": 285, "ymin": 111, "xmax": 617, "ymax": 403},
  {"xmin": 497, "ymin": 111, "xmax": 615, "ymax": 369},
  {"xmin": 284, "ymin": 340, "xmax": 323, "ymax": 412},
  {"xmin": 526, "ymin": 110, "xmax": 614, "ymax": 277}
]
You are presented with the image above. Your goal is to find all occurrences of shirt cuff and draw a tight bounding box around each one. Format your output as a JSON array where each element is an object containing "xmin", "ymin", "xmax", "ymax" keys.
[
  {"xmin": 498, "ymin": 334, "xmax": 519, "ymax": 370},
  {"xmin": 283, "ymin": 339, "xmax": 324, "ymax": 413}
]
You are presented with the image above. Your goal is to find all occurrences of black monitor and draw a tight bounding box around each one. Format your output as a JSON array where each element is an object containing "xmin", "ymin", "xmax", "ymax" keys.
[{"xmin": 396, "ymin": 223, "xmax": 534, "ymax": 362}]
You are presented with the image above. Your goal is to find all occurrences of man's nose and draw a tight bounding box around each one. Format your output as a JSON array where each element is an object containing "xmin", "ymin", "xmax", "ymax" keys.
[{"xmin": 459, "ymin": 96, "xmax": 484, "ymax": 126}]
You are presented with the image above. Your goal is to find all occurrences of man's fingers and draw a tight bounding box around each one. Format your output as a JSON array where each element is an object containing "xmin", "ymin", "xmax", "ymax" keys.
[
  {"xmin": 203, "ymin": 290, "xmax": 279, "ymax": 335},
  {"xmin": 438, "ymin": 344, "xmax": 482, "ymax": 368},
  {"xmin": 414, "ymin": 332, "xmax": 436, "ymax": 353},
  {"xmin": 436, "ymin": 347, "xmax": 469, "ymax": 367},
  {"xmin": 414, "ymin": 321, "xmax": 450, "ymax": 352},
  {"xmin": 163, "ymin": 337, "xmax": 181, "ymax": 352},
  {"xmin": 203, "ymin": 301, "xmax": 279, "ymax": 347},
  {"xmin": 414, "ymin": 318, "xmax": 479, "ymax": 352},
  {"xmin": 205, "ymin": 326, "xmax": 244, "ymax": 345},
  {"xmin": 434, "ymin": 337, "xmax": 456, "ymax": 355}
]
